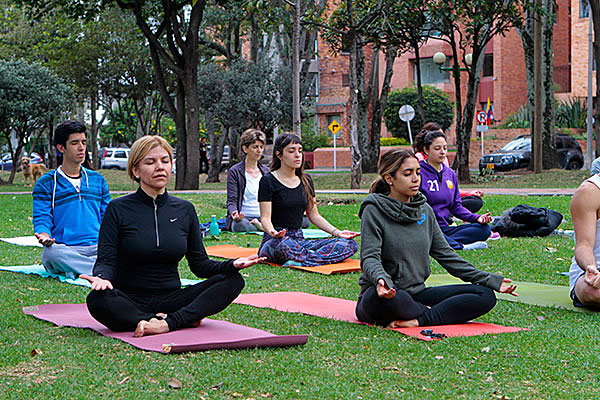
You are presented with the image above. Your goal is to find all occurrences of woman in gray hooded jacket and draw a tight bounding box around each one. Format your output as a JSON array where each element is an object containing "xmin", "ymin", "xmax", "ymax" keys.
[{"xmin": 356, "ymin": 149, "xmax": 517, "ymax": 328}]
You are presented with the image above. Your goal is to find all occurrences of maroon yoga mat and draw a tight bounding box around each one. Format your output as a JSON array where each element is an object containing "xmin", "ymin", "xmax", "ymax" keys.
[
  {"xmin": 23, "ymin": 303, "xmax": 308, "ymax": 353},
  {"xmin": 234, "ymin": 292, "xmax": 527, "ymax": 341}
]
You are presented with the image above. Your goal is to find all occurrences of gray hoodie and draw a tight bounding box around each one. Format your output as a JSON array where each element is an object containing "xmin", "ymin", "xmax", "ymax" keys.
[{"xmin": 358, "ymin": 193, "xmax": 503, "ymax": 298}]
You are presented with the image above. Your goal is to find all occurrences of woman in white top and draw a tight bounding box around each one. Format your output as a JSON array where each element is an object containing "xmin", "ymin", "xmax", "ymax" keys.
[{"xmin": 225, "ymin": 129, "xmax": 271, "ymax": 232}]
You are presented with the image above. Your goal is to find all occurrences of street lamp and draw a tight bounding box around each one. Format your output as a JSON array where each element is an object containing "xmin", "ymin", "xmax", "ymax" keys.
[{"xmin": 433, "ymin": 52, "xmax": 472, "ymax": 78}]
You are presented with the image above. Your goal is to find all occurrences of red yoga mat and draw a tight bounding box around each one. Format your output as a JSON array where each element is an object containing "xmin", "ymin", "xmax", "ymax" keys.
[
  {"xmin": 205, "ymin": 244, "xmax": 361, "ymax": 275},
  {"xmin": 234, "ymin": 292, "xmax": 527, "ymax": 341},
  {"xmin": 23, "ymin": 303, "xmax": 308, "ymax": 353}
]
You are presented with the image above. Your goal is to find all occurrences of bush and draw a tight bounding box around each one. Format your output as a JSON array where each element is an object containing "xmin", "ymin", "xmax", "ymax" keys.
[
  {"xmin": 301, "ymin": 119, "xmax": 331, "ymax": 151},
  {"xmin": 380, "ymin": 137, "xmax": 409, "ymax": 146},
  {"xmin": 556, "ymin": 97, "xmax": 587, "ymax": 129},
  {"xmin": 383, "ymin": 84, "xmax": 454, "ymax": 140},
  {"xmin": 495, "ymin": 103, "xmax": 530, "ymax": 129}
]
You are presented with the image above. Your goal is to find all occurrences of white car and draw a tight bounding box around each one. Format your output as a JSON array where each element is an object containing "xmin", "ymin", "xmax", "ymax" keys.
[{"xmin": 100, "ymin": 148, "xmax": 130, "ymax": 170}]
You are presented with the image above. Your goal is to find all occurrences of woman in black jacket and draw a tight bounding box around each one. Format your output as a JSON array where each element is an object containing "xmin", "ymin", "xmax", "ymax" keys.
[
  {"xmin": 225, "ymin": 129, "xmax": 270, "ymax": 232},
  {"xmin": 82, "ymin": 135, "xmax": 264, "ymax": 337}
]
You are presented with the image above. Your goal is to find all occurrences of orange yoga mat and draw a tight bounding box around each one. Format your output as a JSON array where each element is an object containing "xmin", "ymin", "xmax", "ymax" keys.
[
  {"xmin": 205, "ymin": 244, "xmax": 361, "ymax": 275},
  {"xmin": 234, "ymin": 291, "xmax": 527, "ymax": 341}
]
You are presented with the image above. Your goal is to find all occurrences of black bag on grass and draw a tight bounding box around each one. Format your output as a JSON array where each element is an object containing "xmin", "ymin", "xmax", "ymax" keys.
[{"xmin": 490, "ymin": 204, "xmax": 563, "ymax": 237}]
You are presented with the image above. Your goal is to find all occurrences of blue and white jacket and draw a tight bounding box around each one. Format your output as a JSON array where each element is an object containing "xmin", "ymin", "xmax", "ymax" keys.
[{"xmin": 32, "ymin": 167, "xmax": 111, "ymax": 246}]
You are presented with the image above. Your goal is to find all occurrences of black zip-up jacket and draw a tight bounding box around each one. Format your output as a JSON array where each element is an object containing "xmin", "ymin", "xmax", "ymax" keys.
[{"xmin": 93, "ymin": 188, "xmax": 236, "ymax": 293}]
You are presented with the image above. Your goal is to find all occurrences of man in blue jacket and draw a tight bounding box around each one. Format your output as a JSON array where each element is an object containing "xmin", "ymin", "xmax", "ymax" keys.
[{"xmin": 32, "ymin": 120, "xmax": 111, "ymax": 279}]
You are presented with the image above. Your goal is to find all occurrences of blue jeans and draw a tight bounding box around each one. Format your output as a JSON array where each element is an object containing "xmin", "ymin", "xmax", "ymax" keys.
[{"xmin": 441, "ymin": 223, "xmax": 491, "ymax": 250}]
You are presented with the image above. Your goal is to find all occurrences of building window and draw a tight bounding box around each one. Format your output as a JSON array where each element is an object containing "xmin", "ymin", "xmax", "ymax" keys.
[
  {"xmin": 414, "ymin": 57, "xmax": 449, "ymax": 84},
  {"xmin": 482, "ymin": 54, "xmax": 493, "ymax": 77},
  {"xmin": 342, "ymin": 74, "xmax": 350, "ymax": 87},
  {"xmin": 581, "ymin": 0, "xmax": 590, "ymax": 18}
]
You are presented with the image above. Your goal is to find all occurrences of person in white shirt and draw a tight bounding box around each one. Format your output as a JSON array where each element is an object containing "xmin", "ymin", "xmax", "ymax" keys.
[{"xmin": 225, "ymin": 129, "xmax": 271, "ymax": 232}]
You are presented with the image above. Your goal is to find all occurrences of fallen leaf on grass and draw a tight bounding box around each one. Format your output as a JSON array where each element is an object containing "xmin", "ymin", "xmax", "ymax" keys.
[
  {"xmin": 30, "ymin": 349, "xmax": 41, "ymax": 357},
  {"xmin": 544, "ymin": 247, "xmax": 558, "ymax": 253},
  {"xmin": 231, "ymin": 392, "xmax": 243, "ymax": 397},
  {"xmin": 168, "ymin": 378, "xmax": 182, "ymax": 389},
  {"xmin": 435, "ymin": 355, "xmax": 444, "ymax": 360},
  {"xmin": 535, "ymin": 315, "xmax": 545, "ymax": 321},
  {"xmin": 486, "ymin": 376, "xmax": 494, "ymax": 382},
  {"xmin": 118, "ymin": 376, "xmax": 130, "ymax": 385},
  {"xmin": 481, "ymin": 346, "xmax": 491, "ymax": 353},
  {"xmin": 209, "ymin": 382, "xmax": 224, "ymax": 390},
  {"xmin": 27, "ymin": 287, "xmax": 40, "ymax": 291}
]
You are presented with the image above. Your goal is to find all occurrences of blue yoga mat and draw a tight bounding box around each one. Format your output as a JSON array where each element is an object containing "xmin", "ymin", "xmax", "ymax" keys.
[{"xmin": 0, "ymin": 265, "xmax": 202, "ymax": 288}]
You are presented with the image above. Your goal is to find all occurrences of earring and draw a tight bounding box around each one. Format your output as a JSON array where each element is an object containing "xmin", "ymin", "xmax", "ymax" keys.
[
  {"xmin": 388, "ymin": 181, "xmax": 393, "ymax": 186},
  {"xmin": 135, "ymin": 175, "xmax": 139, "ymax": 179}
]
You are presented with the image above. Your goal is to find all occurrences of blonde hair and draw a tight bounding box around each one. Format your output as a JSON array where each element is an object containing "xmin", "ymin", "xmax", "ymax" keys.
[
  {"xmin": 127, "ymin": 135, "xmax": 173, "ymax": 182},
  {"xmin": 369, "ymin": 149, "xmax": 418, "ymax": 194}
]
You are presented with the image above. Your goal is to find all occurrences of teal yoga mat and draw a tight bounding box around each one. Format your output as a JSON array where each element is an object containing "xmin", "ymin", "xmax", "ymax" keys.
[
  {"xmin": 244, "ymin": 228, "xmax": 331, "ymax": 239},
  {"xmin": 0, "ymin": 265, "xmax": 201, "ymax": 288},
  {"xmin": 426, "ymin": 274, "xmax": 596, "ymax": 313}
]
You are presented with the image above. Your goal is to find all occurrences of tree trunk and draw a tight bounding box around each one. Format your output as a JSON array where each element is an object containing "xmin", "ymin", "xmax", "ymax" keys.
[
  {"xmin": 413, "ymin": 43, "xmax": 425, "ymax": 125},
  {"xmin": 292, "ymin": 0, "xmax": 302, "ymax": 136},
  {"xmin": 541, "ymin": 0, "xmax": 559, "ymax": 169},
  {"xmin": 348, "ymin": 33, "xmax": 363, "ymax": 189},
  {"xmin": 363, "ymin": 48, "xmax": 397, "ymax": 173},
  {"xmin": 47, "ymin": 118, "xmax": 56, "ymax": 169},
  {"xmin": 174, "ymin": 81, "xmax": 187, "ymax": 190},
  {"xmin": 90, "ymin": 90, "xmax": 100, "ymax": 170},
  {"xmin": 455, "ymin": 43, "xmax": 486, "ymax": 183},
  {"xmin": 183, "ymin": 67, "xmax": 200, "ymax": 189}
]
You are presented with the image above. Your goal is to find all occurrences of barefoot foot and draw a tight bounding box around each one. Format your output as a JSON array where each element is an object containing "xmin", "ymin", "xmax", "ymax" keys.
[
  {"xmin": 134, "ymin": 318, "xmax": 169, "ymax": 337},
  {"xmin": 190, "ymin": 319, "xmax": 203, "ymax": 328},
  {"xmin": 386, "ymin": 319, "xmax": 419, "ymax": 329}
]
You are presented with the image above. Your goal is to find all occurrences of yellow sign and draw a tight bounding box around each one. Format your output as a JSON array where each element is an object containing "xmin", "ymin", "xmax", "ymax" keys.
[{"xmin": 328, "ymin": 120, "xmax": 341, "ymax": 135}]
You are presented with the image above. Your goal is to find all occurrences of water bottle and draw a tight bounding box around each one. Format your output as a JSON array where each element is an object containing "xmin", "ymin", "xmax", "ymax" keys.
[{"xmin": 209, "ymin": 215, "xmax": 220, "ymax": 236}]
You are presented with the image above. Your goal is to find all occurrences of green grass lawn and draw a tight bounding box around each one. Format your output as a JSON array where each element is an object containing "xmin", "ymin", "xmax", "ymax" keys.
[
  {"xmin": 0, "ymin": 167, "xmax": 591, "ymax": 192},
  {"xmin": 0, "ymin": 192, "xmax": 598, "ymax": 398}
]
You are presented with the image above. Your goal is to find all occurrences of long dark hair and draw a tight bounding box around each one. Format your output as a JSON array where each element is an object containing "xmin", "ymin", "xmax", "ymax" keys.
[
  {"xmin": 271, "ymin": 133, "xmax": 315, "ymax": 209},
  {"xmin": 370, "ymin": 149, "xmax": 418, "ymax": 195},
  {"xmin": 413, "ymin": 121, "xmax": 444, "ymax": 154}
]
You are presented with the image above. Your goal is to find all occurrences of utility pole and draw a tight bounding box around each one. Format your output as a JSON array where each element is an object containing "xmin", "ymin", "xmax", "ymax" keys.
[{"xmin": 533, "ymin": 0, "xmax": 543, "ymax": 173}]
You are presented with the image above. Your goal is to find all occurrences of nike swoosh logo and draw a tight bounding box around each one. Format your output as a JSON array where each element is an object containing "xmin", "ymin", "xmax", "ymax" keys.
[
  {"xmin": 416, "ymin": 213, "xmax": 427, "ymax": 225},
  {"xmin": 170, "ymin": 218, "xmax": 178, "ymax": 223}
]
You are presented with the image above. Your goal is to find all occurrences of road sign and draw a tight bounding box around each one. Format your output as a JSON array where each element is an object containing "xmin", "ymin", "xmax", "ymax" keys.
[
  {"xmin": 328, "ymin": 120, "xmax": 341, "ymax": 135},
  {"xmin": 398, "ymin": 105, "xmax": 415, "ymax": 122},
  {"xmin": 477, "ymin": 111, "xmax": 488, "ymax": 124},
  {"xmin": 476, "ymin": 125, "xmax": 488, "ymax": 133}
]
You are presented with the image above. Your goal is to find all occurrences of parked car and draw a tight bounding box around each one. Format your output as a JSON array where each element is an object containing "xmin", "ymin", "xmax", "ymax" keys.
[
  {"xmin": 100, "ymin": 147, "xmax": 130, "ymax": 170},
  {"xmin": 0, "ymin": 152, "xmax": 43, "ymax": 171},
  {"xmin": 479, "ymin": 134, "xmax": 583, "ymax": 173}
]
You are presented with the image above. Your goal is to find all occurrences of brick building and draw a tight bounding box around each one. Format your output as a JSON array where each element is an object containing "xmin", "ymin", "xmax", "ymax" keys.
[{"xmin": 314, "ymin": 0, "xmax": 573, "ymax": 145}]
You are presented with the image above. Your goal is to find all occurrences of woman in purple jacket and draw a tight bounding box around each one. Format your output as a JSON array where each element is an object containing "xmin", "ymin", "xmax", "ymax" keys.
[
  {"xmin": 419, "ymin": 129, "xmax": 492, "ymax": 250},
  {"xmin": 225, "ymin": 129, "xmax": 270, "ymax": 232}
]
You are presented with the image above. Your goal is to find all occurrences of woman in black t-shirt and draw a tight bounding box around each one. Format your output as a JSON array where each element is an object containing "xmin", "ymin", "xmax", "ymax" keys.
[
  {"xmin": 82, "ymin": 135, "xmax": 265, "ymax": 337},
  {"xmin": 258, "ymin": 133, "xmax": 359, "ymax": 266}
]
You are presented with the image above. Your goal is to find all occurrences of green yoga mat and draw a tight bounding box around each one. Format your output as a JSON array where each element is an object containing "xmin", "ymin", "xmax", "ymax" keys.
[
  {"xmin": 244, "ymin": 228, "xmax": 331, "ymax": 239},
  {"xmin": 426, "ymin": 274, "xmax": 597, "ymax": 313}
]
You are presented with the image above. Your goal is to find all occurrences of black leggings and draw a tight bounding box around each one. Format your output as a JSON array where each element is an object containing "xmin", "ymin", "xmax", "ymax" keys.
[
  {"xmin": 86, "ymin": 272, "xmax": 244, "ymax": 332},
  {"xmin": 355, "ymin": 284, "xmax": 496, "ymax": 327}
]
